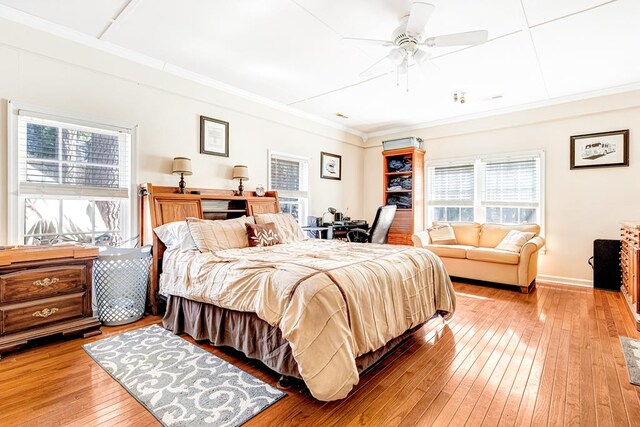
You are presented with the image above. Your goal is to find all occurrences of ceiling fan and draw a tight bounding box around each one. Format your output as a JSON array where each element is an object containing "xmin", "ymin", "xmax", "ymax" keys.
[{"xmin": 342, "ymin": 1, "xmax": 489, "ymax": 90}]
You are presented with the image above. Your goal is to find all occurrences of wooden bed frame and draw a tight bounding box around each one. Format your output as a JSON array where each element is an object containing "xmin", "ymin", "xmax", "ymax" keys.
[{"xmin": 139, "ymin": 183, "xmax": 280, "ymax": 314}]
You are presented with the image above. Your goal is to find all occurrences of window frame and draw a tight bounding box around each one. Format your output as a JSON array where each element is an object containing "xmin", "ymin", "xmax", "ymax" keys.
[
  {"xmin": 267, "ymin": 150, "xmax": 310, "ymax": 224},
  {"xmin": 7, "ymin": 101, "xmax": 138, "ymax": 246},
  {"xmin": 426, "ymin": 150, "xmax": 545, "ymax": 236}
]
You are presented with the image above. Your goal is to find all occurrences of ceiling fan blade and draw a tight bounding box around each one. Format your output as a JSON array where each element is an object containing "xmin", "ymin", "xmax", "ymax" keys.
[
  {"xmin": 405, "ymin": 1, "xmax": 435, "ymax": 37},
  {"xmin": 415, "ymin": 56, "xmax": 440, "ymax": 75},
  {"xmin": 424, "ymin": 30, "xmax": 488, "ymax": 47},
  {"xmin": 359, "ymin": 54, "xmax": 395, "ymax": 78},
  {"xmin": 341, "ymin": 37, "xmax": 395, "ymax": 48}
]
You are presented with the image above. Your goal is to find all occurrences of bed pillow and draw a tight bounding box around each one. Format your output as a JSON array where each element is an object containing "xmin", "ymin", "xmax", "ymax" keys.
[
  {"xmin": 427, "ymin": 224, "xmax": 457, "ymax": 245},
  {"xmin": 246, "ymin": 222, "xmax": 281, "ymax": 247},
  {"xmin": 254, "ymin": 213, "xmax": 306, "ymax": 243},
  {"xmin": 153, "ymin": 221, "xmax": 197, "ymax": 251},
  {"xmin": 495, "ymin": 230, "xmax": 536, "ymax": 253},
  {"xmin": 186, "ymin": 216, "xmax": 255, "ymax": 252}
]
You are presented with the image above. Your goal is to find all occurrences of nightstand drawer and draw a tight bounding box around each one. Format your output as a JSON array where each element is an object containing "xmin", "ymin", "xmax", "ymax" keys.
[
  {"xmin": 0, "ymin": 266, "xmax": 86, "ymax": 303},
  {"xmin": 1, "ymin": 293, "xmax": 85, "ymax": 335}
]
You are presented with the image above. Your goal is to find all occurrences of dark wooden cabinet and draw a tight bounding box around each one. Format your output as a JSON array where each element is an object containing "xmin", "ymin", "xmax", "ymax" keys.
[
  {"xmin": 382, "ymin": 147, "xmax": 425, "ymax": 245},
  {"xmin": 0, "ymin": 246, "xmax": 101, "ymax": 357}
]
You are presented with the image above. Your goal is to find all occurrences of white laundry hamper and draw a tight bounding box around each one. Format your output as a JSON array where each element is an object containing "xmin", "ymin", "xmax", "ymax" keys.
[{"xmin": 93, "ymin": 246, "xmax": 152, "ymax": 326}]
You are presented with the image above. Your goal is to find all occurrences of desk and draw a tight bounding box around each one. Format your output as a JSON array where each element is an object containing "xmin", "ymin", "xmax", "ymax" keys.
[
  {"xmin": 301, "ymin": 226, "xmax": 333, "ymax": 240},
  {"xmin": 302, "ymin": 221, "xmax": 369, "ymax": 240},
  {"xmin": 324, "ymin": 221, "xmax": 369, "ymax": 240}
]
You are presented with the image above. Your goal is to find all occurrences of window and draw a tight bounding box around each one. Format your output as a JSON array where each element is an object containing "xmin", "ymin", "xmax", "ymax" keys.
[
  {"xmin": 10, "ymin": 106, "xmax": 134, "ymax": 246},
  {"xmin": 427, "ymin": 152, "xmax": 543, "ymax": 228},
  {"xmin": 268, "ymin": 151, "xmax": 309, "ymax": 223}
]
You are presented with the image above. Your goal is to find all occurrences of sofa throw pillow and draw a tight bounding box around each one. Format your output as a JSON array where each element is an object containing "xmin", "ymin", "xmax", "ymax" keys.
[
  {"xmin": 246, "ymin": 222, "xmax": 281, "ymax": 247},
  {"xmin": 495, "ymin": 230, "xmax": 536, "ymax": 253},
  {"xmin": 153, "ymin": 220, "xmax": 197, "ymax": 252},
  {"xmin": 186, "ymin": 215, "xmax": 255, "ymax": 252},
  {"xmin": 254, "ymin": 213, "xmax": 306, "ymax": 243},
  {"xmin": 427, "ymin": 224, "xmax": 457, "ymax": 245}
]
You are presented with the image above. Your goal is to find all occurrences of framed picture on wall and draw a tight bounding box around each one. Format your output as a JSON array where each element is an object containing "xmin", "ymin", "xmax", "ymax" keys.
[
  {"xmin": 200, "ymin": 115, "xmax": 229, "ymax": 157},
  {"xmin": 320, "ymin": 152, "xmax": 341, "ymax": 180},
  {"xmin": 570, "ymin": 129, "xmax": 629, "ymax": 169}
]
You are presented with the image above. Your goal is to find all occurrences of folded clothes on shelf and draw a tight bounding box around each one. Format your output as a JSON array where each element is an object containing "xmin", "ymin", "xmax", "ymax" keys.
[
  {"xmin": 388, "ymin": 176, "xmax": 412, "ymax": 190},
  {"xmin": 386, "ymin": 194, "xmax": 412, "ymax": 209},
  {"xmin": 387, "ymin": 158, "xmax": 413, "ymax": 172}
]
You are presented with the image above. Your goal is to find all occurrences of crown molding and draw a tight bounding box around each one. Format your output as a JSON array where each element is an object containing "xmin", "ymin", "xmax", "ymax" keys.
[
  {"xmin": 364, "ymin": 81, "xmax": 640, "ymax": 141},
  {"xmin": 0, "ymin": 5, "xmax": 366, "ymax": 141}
]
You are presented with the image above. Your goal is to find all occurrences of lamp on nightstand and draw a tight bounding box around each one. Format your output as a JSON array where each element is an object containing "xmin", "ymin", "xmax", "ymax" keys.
[
  {"xmin": 232, "ymin": 165, "xmax": 249, "ymax": 196},
  {"xmin": 172, "ymin": 157, "xmax": 192, "ymax": 194}
]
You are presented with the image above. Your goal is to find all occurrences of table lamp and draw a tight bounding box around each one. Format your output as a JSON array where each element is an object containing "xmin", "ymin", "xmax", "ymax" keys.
[
  {"xmin": 172, "ymin": 157, "xmax": 192, "ymax": 194},
  {"xmin": 232, "ymin": 165, "xmax": 249, "ymax": 196}
]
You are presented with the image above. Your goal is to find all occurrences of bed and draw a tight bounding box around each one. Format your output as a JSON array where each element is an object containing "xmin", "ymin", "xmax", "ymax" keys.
[{"xmin": 141, "ymin": 184, "xmax": 456, "ymax": 401}]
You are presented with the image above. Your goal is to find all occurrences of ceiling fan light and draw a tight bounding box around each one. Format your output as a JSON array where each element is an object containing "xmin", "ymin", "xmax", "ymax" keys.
[
  {"xmin": 387, "ymin": 48, "xmax": 406, "ymax": 66},
  {"xmin": 413, "ymin": 49, "xmax": 430, "ymax": 65}
]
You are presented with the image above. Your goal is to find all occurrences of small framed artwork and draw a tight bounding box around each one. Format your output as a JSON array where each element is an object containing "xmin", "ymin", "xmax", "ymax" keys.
[
  {"xmin": 200, "ymin": 115, "xmax": 229, "ymax": 157},
  {"xmin": 320, "ymin": 152, "xmax": 342, "ymax": 180},
  {"xmin": 570, "ymin": 129, "xmax": 629, "ymax": 169}
]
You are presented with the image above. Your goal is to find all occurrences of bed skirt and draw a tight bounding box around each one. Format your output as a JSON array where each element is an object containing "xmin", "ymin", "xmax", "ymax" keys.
[{"xmin": 163, "ymin": 295, "xmax": 433, "ymax": 380}]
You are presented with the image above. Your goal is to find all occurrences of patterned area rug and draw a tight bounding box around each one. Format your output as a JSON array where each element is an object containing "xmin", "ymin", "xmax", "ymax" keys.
[
  {"xmin": 620, "ymin": 336, "xmax": 640, "ymax": 385},
  {"xmin": 83, "ymin": 325, "xmax": 285, "ymax": 426}
]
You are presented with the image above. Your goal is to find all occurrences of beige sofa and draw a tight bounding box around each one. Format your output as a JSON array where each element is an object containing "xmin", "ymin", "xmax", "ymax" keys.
[{"xmin": 412, "ymin": 222, "xmax": 545, "ymax": 293}]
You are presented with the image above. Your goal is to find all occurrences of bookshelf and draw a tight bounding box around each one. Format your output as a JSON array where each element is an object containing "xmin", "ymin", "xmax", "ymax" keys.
[{"xmin": 382, "ymin": 147, "xmax": 425, "ymax": 245}]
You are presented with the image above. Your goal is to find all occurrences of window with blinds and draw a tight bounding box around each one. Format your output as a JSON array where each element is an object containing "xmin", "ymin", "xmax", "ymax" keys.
[
  {"xmin": 428, "ymin": 163, "xmax": 475, "ymax": 222},
  {"xmin": 14, "ymin": 110, "xmax": 133, "ymax": 246},
  {"xmin": 483, "ymin": 157, "xmax": 540, "ymax": 224},
  {"xmin": 427, "ymin": 153, "xmax": 543, "ymax": 226},
  {"xmin": 268, "ymin": 152, "xmax": 309, "ymax": 222}
]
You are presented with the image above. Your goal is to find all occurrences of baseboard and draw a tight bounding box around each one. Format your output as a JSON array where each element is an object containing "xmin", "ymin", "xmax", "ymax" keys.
[{"xmin": 537, "ymin": 274, "xmax": 593, "ymax": 288}]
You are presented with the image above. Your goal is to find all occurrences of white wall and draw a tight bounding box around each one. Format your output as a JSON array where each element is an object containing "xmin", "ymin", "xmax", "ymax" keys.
[
  {"xmin": 0, "ymin": 19, "xmax": 365, "ymax": 243},
  {"xmin": 364, "ymin": 91, "xmax": 640, "ymax": 285}
]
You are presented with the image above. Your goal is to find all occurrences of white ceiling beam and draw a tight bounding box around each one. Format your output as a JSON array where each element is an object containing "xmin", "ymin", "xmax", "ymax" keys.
[
  {"xmin": 517, "ymin": 0, "xmax": 550, "ymax": 99},
  {"xmin": 98, "ymin": 0, "xmax": 143, "ymax": 40}
]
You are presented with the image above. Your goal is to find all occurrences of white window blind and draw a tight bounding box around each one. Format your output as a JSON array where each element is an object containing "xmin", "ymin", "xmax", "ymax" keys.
[
  {"xmin": 483, "ymin": 158, "xmax": 540, "ymax": 206},
  {"xmin": 268, "ymin": 152, "xmax": 309, "ymax": 222},
  {"xmin": 17, "ymin": 112, "xmax": 131, "ymax": 199},
  {"xmin": 13, "ymin": 109, "xmax": 133, "ymax": 246},
  {"xmin": 428, "ymin": 164, "xmax": 475, "ymax": 206}
]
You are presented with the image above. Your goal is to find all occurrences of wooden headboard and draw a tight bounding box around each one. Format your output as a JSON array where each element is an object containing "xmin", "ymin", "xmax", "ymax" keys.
[{"xmin": 139, "ymin": 183, "xmax": 280, "ymax": 314}]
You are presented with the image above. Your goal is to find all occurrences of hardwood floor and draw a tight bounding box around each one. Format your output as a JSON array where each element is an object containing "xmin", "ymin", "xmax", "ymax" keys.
[{"xmin": 1, "ymin": 282, "xmax": 639, "ymax": 426}]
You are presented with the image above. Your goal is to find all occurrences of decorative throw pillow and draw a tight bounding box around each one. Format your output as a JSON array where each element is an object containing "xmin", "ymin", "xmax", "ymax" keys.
[
  {"xmin": 186, "ymin": 216, "xmax": 255, "ymax": 252},
  {"xmin": 246, "ymin": 222, "xmax": 281, "ymax": 247},
  {"xmin": 254, "ymin": 213, "xmax": 306, "ymax": 243},
  {"xmin": 427, "ymin": 224, "xmax": 457, "ymax": 245},
  {"xmin": 495, "ymin": 230, "xmax": 536, "ymax": 253},
  {"xmin": 153, "ymin": 221, "xmax": 197, "ymax": 251}
]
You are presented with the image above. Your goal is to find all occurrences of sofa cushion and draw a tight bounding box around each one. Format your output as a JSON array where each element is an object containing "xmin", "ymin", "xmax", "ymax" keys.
[
  {"xmin": 466, "ymin": 247, "xmax": 520, "ymax": 265},
  {"xmin": 434, "ymin": 222, "xmax": 481, "ymax": 247},
  {"xmin": 427, "ymin": 224, "xmax": 457, "ymax": 245},
  {"xmin": 479, "ymin": 223, "xmax": 540, "ymax": 248},
  {"xmin": 424, "ymin": 244, "xmax": 475, "ymax": 259},
  {"xmin": 496, "ymin": 230, "xmax": 536, "ymax": 253}
]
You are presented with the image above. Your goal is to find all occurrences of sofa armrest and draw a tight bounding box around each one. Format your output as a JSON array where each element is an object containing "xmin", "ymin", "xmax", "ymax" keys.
[
  {"xmin": 518, "ymin": 236, "xmax": 545, "ymax": 286},
  {"xmin": 522, "ymin": 236, "xmax": 545, "ymax": 253},
  {"xmin": 412, "ymin": 231, "xmax": 432, "ymax": 248}
]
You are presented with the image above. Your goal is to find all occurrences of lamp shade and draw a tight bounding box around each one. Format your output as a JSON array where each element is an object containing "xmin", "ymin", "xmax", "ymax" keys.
[
  {"xmin": 172, "ymin": 157, "xmax": 192, "ymax": 175},
  {"xmin": 232, "ymin": 165, "xmax": 249, "ymax": 180}
]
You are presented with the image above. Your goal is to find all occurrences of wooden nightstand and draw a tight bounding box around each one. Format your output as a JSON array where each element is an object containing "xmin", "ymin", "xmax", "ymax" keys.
[{"xmin": 0, "ymin": 245, "xmax": 102, "ymax": 357}]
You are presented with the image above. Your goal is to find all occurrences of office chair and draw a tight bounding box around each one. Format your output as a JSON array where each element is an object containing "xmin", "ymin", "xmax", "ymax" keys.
[{"xmin": 346, "ymin": 205, "xmax": 397, "ymax": 244}]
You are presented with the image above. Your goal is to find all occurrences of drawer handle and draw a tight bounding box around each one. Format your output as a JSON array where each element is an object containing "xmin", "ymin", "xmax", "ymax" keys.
[
  {"xmin": 33, "ymin": 277, "xmax": 60, "ymax": 288},
  {"xmin": 32, "ymin": 308, "xmax": 59, "ymax": 318}
]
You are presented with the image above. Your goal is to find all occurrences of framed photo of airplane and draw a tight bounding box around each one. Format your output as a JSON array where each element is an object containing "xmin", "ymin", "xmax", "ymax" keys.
[{"xmin": 570, "ymin": 129, "xmax": 629, "ymax": 169}]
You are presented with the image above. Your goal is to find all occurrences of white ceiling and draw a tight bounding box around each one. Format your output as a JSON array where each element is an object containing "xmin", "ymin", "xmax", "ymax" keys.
[{"xmin": 1, "ymin": 0, "xmax": 639, "ymax": 136}]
